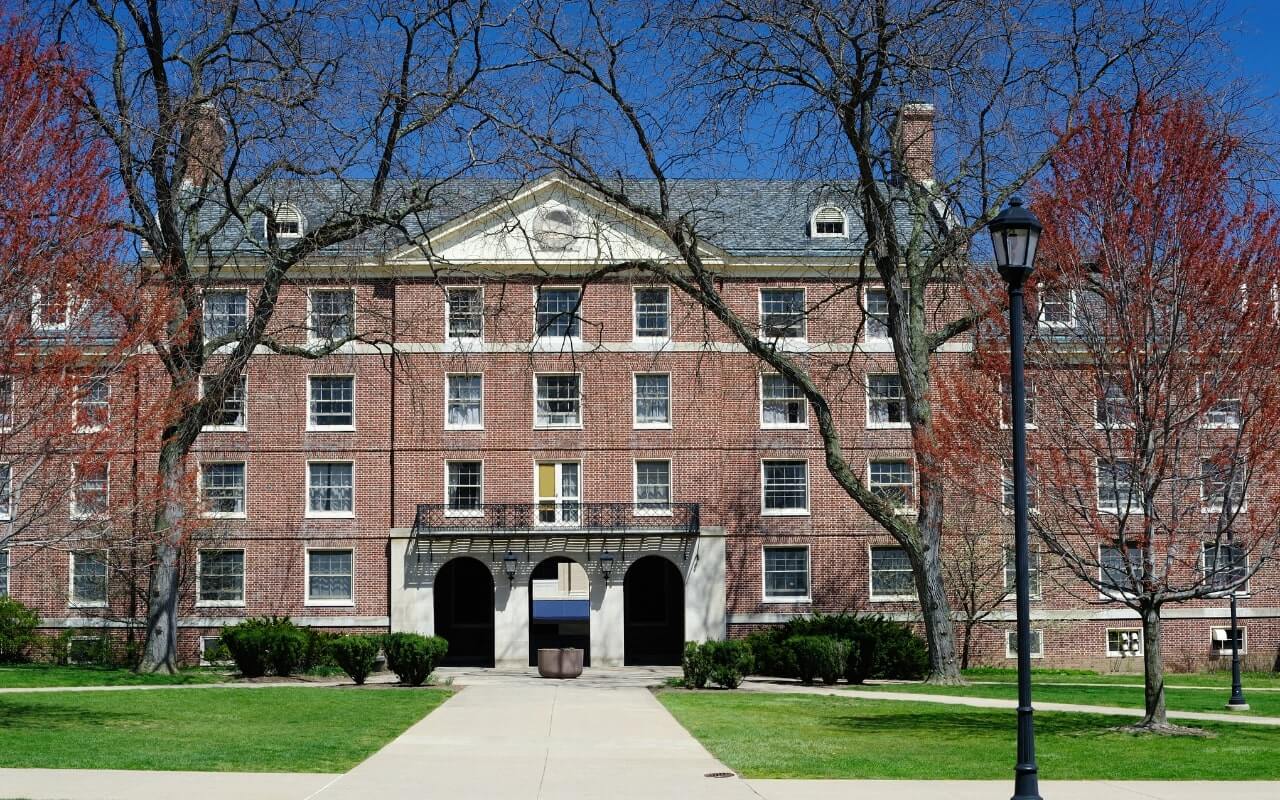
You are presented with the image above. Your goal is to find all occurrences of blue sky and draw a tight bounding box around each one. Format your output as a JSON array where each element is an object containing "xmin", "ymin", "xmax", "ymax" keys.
[{"xmin": 1225, "ymin": 2, "xmax": 1280, "ymax": 96}]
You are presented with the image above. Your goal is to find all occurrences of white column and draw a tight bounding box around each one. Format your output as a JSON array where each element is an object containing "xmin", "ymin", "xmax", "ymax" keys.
[
  {"xmin": 685, "ymin": 530, "xmax": 727, "ymax": 643},
  {"xmin": 389, "ymin": 537, "xmax": 434, "ymax": 635},
  {"xmin": 592, "ymin": 577, "xmax": 625, "ymax": 666},
  {"xmin": 494, "ymin": 573, "xmax": 529, "ymax": 667}
]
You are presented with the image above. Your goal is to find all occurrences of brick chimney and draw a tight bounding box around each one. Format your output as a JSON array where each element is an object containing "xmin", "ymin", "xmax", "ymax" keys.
[
  {"xmin": 894, "ymin": 102, "xmax": 935, "ymax": 185},
  {"xmin": 179, "ymin": 102, "xmax": 226, "ymax": 188}
]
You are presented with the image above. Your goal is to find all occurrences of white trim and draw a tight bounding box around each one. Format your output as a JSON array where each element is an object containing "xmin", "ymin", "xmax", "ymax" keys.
[
  {"xmin": 30, "ymin": 286, "xmax": 74, "ymax": 332},
  {"xmin": 200, "ymin": 635, "xmax": 233, "ymax": 666},
  {"xmin": 444, "ymin": 459, "xmax": 485, "ymax": 517},
  {"xmin": 1037, "ymin": 288, "xmax": 1075, "ymax": 330},
  {"xmin": 305, "ymin": 459, "xmax": 356, "ymax": 519},
  {"xmin": 1200, "ymin": 459, "xmax": 1248, "ymax": 514},
  {"xmin": 198, "ymin": 460, "xmax": 248, "ymax": 519},
  {"xmin": 269, "ymin": 203, "xmax": 305, "ymax": 239},
  {"xmin": 1005, "ymin": 628, "xmax": 1044, "ymax": 659},
  {"xmin": 868, "ymin": 543, "xmax": 916, "ymax": 602},
  {"xmin": 69, "ymin": 463, "xmax": 110, "ymax": 521},
  {"xmin": 1105, "ymin": 627, "xmax": 1143, "ymax": 657},
  {"xmin": 533, "ymin": 284, "xmax": 585, "ymax": 345},
  {"xmin": 532, "ymin": 371, "xmax": 584, "ymax": 430},
  {"xmin": 998, "ymin": 375, "xmax": 1037, "ymax": 431},
  {"xmin": 303, "ymin": 546, "xmax": 355, "ymax": 607},
  {"xmin": 760, "ymin": 458, "xmax": 810, "ymax": 516},
  {"xmin": 68, "ymin": 551, "xmax": 108, "ymax": 608},
  {"xmin": 445, "ymin": 285, "xmax": 485, "ymax": 342},
  {"xmin": 0, "ymin": 461, "xmax": 11, "ymax": 522},
  {"xmin": 632, "ymin": 285, "xmax": 672, "ymax": 341},
  {"xmin": 1200, "ymin": 542, "xmax": 1251, "ymax": 597},
  {"xmin": 194, "ymin": 548, "xmax": 247, "ymax": 608},
  {"xmin": 306, "ymin": 374, "xmax": 356, "ymax": 432},
  {"xmin": 200, "ymin": 373, "xmax": 249, "ymax": 432},
  {"xmin": 868, "ymin": 457, "xmax": 916, "ymax": 515},
  {"xmin": 759, "ymin": 372, "xmax": 808, "ymax": 430},
  {"xmin": 862, "ymin": 286, "xmax": 891, "ymax": 344},
  {"xmin": 865, "ymin": 372, "xmax": 910, "ymax": 429},
  {"xmin": 1095, "ymin": 459, "xmax": 1143, "ymax": 515},
  {"xmin": 1210, "ymin": 626, "xmax": 1248, "ymax": 655},
  {"xmin": 809, "ymin": 206, "xmax": 848, "ymax": 238},
  {"xmin": 306, "ymin": 287, "xmax": 355, "ymax": 345},
  {"xmin": 533, "ymin": 459, "xmax": 583, "ymax": 527},
  {"xmin": 762, "ymin": 544, "xmax": 812, "ymax": 603},
  {"xmin": 444, "ymin": 373, "xmax": 485, "ymax": 431},
  {"xmin": 632, "ymin": 372, "xmax": 672, "ymax": 429},
  {"xmin": 72, "ymin": 376, "xmax": 110, "ymax": 434},
  {"xmin": 0, "ymin": 373, "xmax": 13, "ymax": 434},
  {"xmin": 200, "ymin": 287, "xmax": 250, "ymax": 347},
  {"xmin": 758, "ymin": 287, "xmax": 807, "ymax": 343},
  {"xmin": 633, "ymin": 458, "xmax": 674, "ymax": 517}
]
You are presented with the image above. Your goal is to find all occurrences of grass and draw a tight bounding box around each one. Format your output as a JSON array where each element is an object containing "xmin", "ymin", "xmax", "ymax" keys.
[
  {"xmin": 0, "ymin": 664, "xmax": 229, "ymax": 688},
  {"xmin": 0, "ymin": 687, "xmax": 449, "ymax": 772},
  {"xmin": 658, "ymin": 690, "xmax": 1280, "ymax": 780},
  {"xmin": 965, "ymin": 666, "xmax": 1280, "ymax": 689}
]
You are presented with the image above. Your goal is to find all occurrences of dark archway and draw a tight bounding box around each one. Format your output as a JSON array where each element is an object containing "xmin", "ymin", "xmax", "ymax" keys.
[
  {"xmin": 528, "ymin": 556, "xmax": 591, "ymax": 666},
  {"xmin": 434, "ymin": 557, "xmax": 495, "ymax": 667},
  {"xmin": 624, "ymin": 556, "xmax": 684, "ymax": 666}
]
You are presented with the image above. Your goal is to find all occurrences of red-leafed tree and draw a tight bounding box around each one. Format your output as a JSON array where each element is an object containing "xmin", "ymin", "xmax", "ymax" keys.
[{"xmin": 944, "ymin": 96, "xmax": 1280, "ymax": 731}]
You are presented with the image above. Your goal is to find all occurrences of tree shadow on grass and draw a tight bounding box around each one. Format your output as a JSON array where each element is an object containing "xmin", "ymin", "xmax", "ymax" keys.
[
  {"xmin": 818, "ymin": 708, "xmax": 1165, "ymax": 741},
  {"xmin": 0, "ymin": 700, "xmax": 137, "ymax": 731}
]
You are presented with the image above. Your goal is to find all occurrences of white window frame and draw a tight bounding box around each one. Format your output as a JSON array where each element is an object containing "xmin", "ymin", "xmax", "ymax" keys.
[
  {"xmin": 70, "ymin": 463, "xmax": 109, "ymax": 520},
  {"xmin": 1005, "ymin": 629, "xmax": 1044, "ymax": 659},
  {"xmin": 868, "ymin": 544, "xmax": 917, "ymax": 602},
  {"xmin": 759, "ymin": 373, "xmax": 807, "ymax": 430},
  {"xmin": 200, "ymin": 374, "xmax": 248, "ymax": 432},
  {"xmin": 268, "ymin": 203, "xmax": 305, "ymax": 239},
  {"xmin": 534, "ymin": 285, "xmax": 584, "ymax": 341},
  {"xmin": 73, "ymin": 376, "xmax": 110, "ymax": 434},
  {"xmin": 760, "ymin": 459, "xmax": 810, "ymax": 516},
  {"xmin": 68, "ymin": 551, "xmax": 108, "ymax": 608},
  {"xmin": 633, "ymin": 286, "xmax": 671, "ymax": 340},
  {"xmin": 866, "ymin": 373, "xmax": 909, "ymax": 429},
  {"xmin": 633, "ymin": 373, "xmax": 672, "ymax": 429},
  {"xmin": 307, "ymin": 374, "xmax": 356, "ymax": 432},
  {"xmin": 999, "ymin": 375, "xmax": 1037, "ymax": 430},
  {"xmin": 1001, "ymin": 460, "xmax": 1038, "ymax": 515},
  {"xmin": 1098, "ymin": 543, "xmax": 1140, "ymax": 600},
  {"xmin": 759, "ymin": 288, "xmax": 807, "ymax": 342},
  {"xmin": 1096, "ymin": 460, "xmax": 1143, "ymax": 515},
  {"xmin": 0, "ymin": 548, "xmax": 9, "ymax": 597},
  {"xmin": 0, "ymin": 374, "xmax": 13, "ymax": 432},
  {"xmin": 200, "ymin": 635, "xmax": 233, "ymax": 666},
  {"xmin": 444, "ymin": 460, "xmax": 484, "ymax": 517},
  {"xmin": 533, "ymin": 372, "xmax": 583, "ymax": 429},
  {"xmin": 762, "ymin": 544, "xmax": 812, "ymax": 603},
  {"xmin": 1038, "ymin": 288, "xmax": 1075, "ymax": 330},
  {"xmin": 1200, "ymin": 459, "xmax": 1247, "ymax": 514},
  {"xmin": 304, "ymin": 547, "xmax": 355, "ymax": 607},
  {"xmin": 305, "ymin": 460, "xmax": 355, "ymax": 519},
  {"xmin": 868, "ymin": 458, "xmax": 915, "ymax": 514},
  {"xmin": 810, "ymin": 206, "xmax": 847, "ymax": 238},
  {"xmin": 306, "ymin": 288, "xmax": 355, "ymax": 344},
  {"xmin": 445, "ymin": 286, "xmax": 485, "ymax": 342},
  {"xmin": 1201, "ymin": 542, "xmax": 1250, "ymax": 597},
  {"xmin": 445, "ymin": 373, "xmax": 485, "ymax": 430},
  {"xmin": 1094, "ymin": 378, "xmax": 1135, "ymax": 430},
  {"xmin": 31, "ymin": 286, "xmax": 73, "ymax": 332},
  {"xmin": 200, "ymin": 461, "xmax": 247, "ymax": 519},
  {"xmin": 0, "ymin": 462, "xmax": 11, "ymax": 522},
  {"xmin": 202, "ymin": 288, "xmax": 249, "ymax": 343},
  {"xmin": 1210, "ymin": 626, "xmax": 1247, "ymax": 656},
  {"xmin": 1002, "ymin": 546, "xmax": 1042, "ymax": 600},
  {"xmin": 863, "ymin": 287, "xmax": 891, "ymax": 342},
  {"xmin": 633, "ymin": 459, "xmax": 673, "ymax": 517},
  {"xmin": 195, "ymin": 548, "xmax": 246, "ymax": 608},
  {"xmin": 1105, "ymin": 627, "xmax": 1143, "ymax": 657},
  {"xmin": 534, "ymin": 460, "xmax": 582, "ymax": 527}
]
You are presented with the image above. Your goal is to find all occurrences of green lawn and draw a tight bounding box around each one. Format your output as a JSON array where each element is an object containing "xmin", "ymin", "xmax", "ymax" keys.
[
  {"xmin": 0, "ymin": 664, "xmax": 229, "ymax": 688},
  {"xmin": 849, "ymin": 677, "xmax": 1280, "ymax": 716},
  {"xmin": 0, "ymin": 687, "xmax": 449, "ymax": 772},
  {"xmin": 964, "ymin": 666, "xmax": 1280, "ymax": 689},
  {"xmin": 658, "ymin": 691, "xmax": 1280, "ymax": 780}
]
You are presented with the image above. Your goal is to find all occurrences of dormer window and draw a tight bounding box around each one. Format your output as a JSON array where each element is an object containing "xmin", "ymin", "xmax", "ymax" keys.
[
  {"xmin": 811, "ymin": 206, "xmax": 847, "ymax": 238},
  {"xmin": 267, "ymin": 204, "xmax": 304, "ymax": 239},
  {"xmin": 31, "ymin": 286, "xmax": 72, "ymax": 332}
]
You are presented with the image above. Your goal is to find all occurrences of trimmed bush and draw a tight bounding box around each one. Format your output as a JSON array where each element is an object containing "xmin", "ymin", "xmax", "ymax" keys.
[
  {"xmin": 785, "ymin": 635, "xmax": 847, "ymax": 685},
  {"xmin": 383, "ymin": 632, "xmax": 448, "ymax": 686},
  {"xmin": 704, "ymin": 640, "xmax": 753, "ymax": 689},
  {"xmin": 302, "ymin": 629, "xmax": 340, "ymax": 671},
  {"xmin": 0, "ymin": 597, "xmax": 40, "ymax": 663},
  {"xmin": 742, "ymin": 630, "xmax": 796, "ymax": 678},
  {"xmin": 331, "ymin": 635, "xmax": 380, "ymax": 685},
  {"xmin": 220, "ymin": 617, "xmax": 308, "ymax": 678},
  {"xmin": 743, "ymin": 614, "xmax": 929, "ymax": 683},
  {"xmin": 682, "ymin": 641, "xmax": 711, "ymax": 689}
]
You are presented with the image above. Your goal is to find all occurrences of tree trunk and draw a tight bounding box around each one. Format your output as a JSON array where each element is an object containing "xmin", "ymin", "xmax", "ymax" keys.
[
  {"xmin": 960, "ymin": 619, "xmax": 973, "ymax": 671},
  {"xmin": 1139, "ymin": 605, "xmax": 1168, "ymax": 728},
  {"xmin": 136, "ymin": 440, "xmax": 188, "ymax": 674},
  {"xmin": 912, "ymin": 532, "xmax": 964, "ymax": 683}
]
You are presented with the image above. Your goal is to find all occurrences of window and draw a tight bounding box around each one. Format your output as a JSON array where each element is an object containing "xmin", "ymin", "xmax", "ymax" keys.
[
  {"xmin": 0, "ymin": 463, "xmax": 9, "ymax": 521},
  {"xmin": 31, "ymin": 285, "xmax": 72, "ymax": 331},
  {"xmin": 763, "ymin": 546, "xmax": 810, "ymax": 601},
  {"xmin": 1003, "ymin": 547, "xmax": 1042, "ymax": 598},
  {"xmin": 197, "ymin": 549, "xmax": 245, "ymax": 605},
  {"xmin": 1106, "ymin": 628, "xmax": 1142, "ymax": 657},
  {"xmin": 1204, "ymin": 397, "xmax": 1242, "ymax": 429},
  {"xmin": 869, "ymin": 460, "xmax": 914, "ymax": 509},
  {"xmin": 1099, "ymin": 544, "xmax": 1142, "ymax": 595},
  {"xmin": 201, "ymin": 462, "xmax": 245, "ymax": 517},
  {"xmin": 201, "ymin": 636, "xmax": 232, "ymax": 666},
  {"xmin": 1096, "ymin": 379, "xmax": 1134, "ymax": 428},
  {"xmin": 870, "ymin": 546, "xmax": 915, "ymax": 600},
  {"xmin": 534, "ymin": 374, "xmax": 581, "ymax": 428},
  {"xmin": 533, "ymin": 208, "xmax": 578, "ymax": 251},
  {"xmin": 1203, "ymin": 542, "xmax": 1248, "ymax": 594},
  {"xmin": 1202, "ymin": 459, "xmax": 1246, "ymax": 514},
  {"xmin": 308, "ymin": 376, "xmax": 355, "ymax": 429},
  {"xmin": 634, "ymin": 374, "xmax": 671, "ymax": 428},
  {"xmin": 761, "ymin": 374, "xmax": 806, "ymax": 428},
  {"xmin": 201, "ymin": 375, "xmax": 247, "ymax": 430},
  {"xmin": 999, "ymin": 376, "xmax": 1036, "ymax": 428},
  {"xmin": 634, "ymin": 287, "xmax": 670, "ymax": 339},
  {"xmin": 203, "ymin": 290, "xmax": 248, "ymax": 340},
  {"xmin": 71, "ymin": 464, "xmax": 108, "ymax": 519},
  {"xmin": 268, "ymin": 204, "xmax": 304, "ymax": 238},
  {"xmin": 309, "ymin": 289, "xmax": 353, "ymax": 341},
  {"xmin": 535, "ymin": 287, "xmax": 582, "ymax": 338},
  {"xmin": 864, "ymin": 288, "xmax": 890, "ymax": 340},
  {"xmin": 447, "ymin": 288, "xmax": 483, "ymax": 339},
  {"xmin": 307, "ymin": 462, "xmax": 354, "ymax": 517},
  {"xmin": 445, "ymin": 374, "xmax": 483, "ymax": 429},
  {"xmin": 446, "ymin": 461, "xmax": 483, "ymax": 516},
  {"xmin": 74, "ymin": 376, "xmax": 109, "ymax": 432},
  {"xmin": 762, "ymin": 460, "xmax": 808, "ymax": 514},
  {"xmin": 1001, "ymin": 460, "xmax": 1037, "ymax": 513},
  {"xmin": 760, "ymin": 289, "xmax": 806, "ymax": 339},
  {"xmin": 70, "ymin": 552, "xmax": 107, "ymax": 606},
  {"xmin": 1211, "ymin": 627, "xmax": 1247, "ymax": 655},
  {"xmin": 811, "ymin": 206, "xmax": 846, "ymax": 237},
  {"xmin": 1005, "ymin": 629, "xmax": 1044, "ymax": 659},
  {"xmin": 867, "ymin": 374, "xmax": 907, "ymax": 427},
  {"xmin": 1038, "ymin": 289, "xmax": 1073, "ymax": 329},
  {"xmin": 536, "ymin": 462, "xmax": 580, "ymax": 525},
  {"xmin": 1097, "ymin": 460, "xmax": 1142, "ymax": 514},
  {"xmin": 306, "ymin": 549, "xmax": 353, "ymax": 604},
  {"xmin": 0, "ymin": 549, "xmax": 8, "ymax": 596},
  {"xmin": 0, "ymin": 375, "xmax": 13, "ymax": 430},
  {"xmin": 635, "ymin": 460, "xmax": 672, "ymax": 515}
]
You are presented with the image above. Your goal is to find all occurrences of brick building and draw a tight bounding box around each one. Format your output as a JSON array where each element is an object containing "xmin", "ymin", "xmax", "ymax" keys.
[{"xmin": 2, "ymin": 121, "xmax": 1275, "ymax": 672}]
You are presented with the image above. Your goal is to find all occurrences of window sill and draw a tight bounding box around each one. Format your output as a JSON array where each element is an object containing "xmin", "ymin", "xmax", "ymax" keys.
[
  {"xmin": 305, "ymin": 512, "xmax": 355, "ymax": 520},
  {"xmin": 68, "ymin": 601, "xmax": 108, "ymax": 609},
  {"xmin": 1105, "ymin": 652, "xmax": 1143, "ymax": 658},
  {"xmin": 634, "ymin": 423, "xmax": 673, "ymax": 430},
  {"xmin": 866, "ymin": 422, "xmax": 911, "ymax": 430},
  {"xmin": 196, "ymin": 600, "xmax": 246, "ymax": 608},
  {"xmin": 1094, "ymin": 423, "xmax": 1136, "ymax": 430},
  {"xmin": 69, "ymin": 514, "xmax": 108, "ymax": 522},
  {"xmin": 1005, "ymin": 653, "xmax": 1044, "ymax": 660},
  {"xmin": 534, "ymin": 423, "xmax": 584, "ymax": 431},
  {"xmin": 1201, "ymin": 423, "xmax": 1241, "ymax": 430},
  {"xmin": 445, "ymin": 424, "xmax": 485, "ymax": 432},
  {"xmin": 763, "ymin": 596, "xmax": 812, "ymax": 604},
  {"xmin": 869, "ymin": 595, "xmax": 917, "ymax": 603},
  {"xmin": 202, "ymin": 512, "xmax": 247, "ymax": 520},
  {"xmin": 999, "ymin": 423, "xmax": 1039, "ymax": 431},
  {"xmin": 1201, "ymin": 507, "xmax": 1247, "ymax": 514},
  {"xmin": 202, "ymin": 425, "xmax": 247, "ymax": 433},
  {"xmin": 306, "ymin": 425, "xmax": 356, "ymax": 433},
  {"xmin": 1206, "ymin": 590, "xmax": 1251, "ymax": 599},
  {"xmin": 304, "ymin": 600, "xmax": 355, "ymax": 608},
  {"xmin": 444, "ymin": 510, "xmax": 484, "ymax": 518},
  {"xmin": 74, "ymin": 427, "xmax": 106, "ymax": 435},
  {"xmin": 761, "ymin": 509, "xmax": 811, "ymax": 517},
  {"xmin": 761, "ymin": 423, "xmax": 809, "ymax": 431}
]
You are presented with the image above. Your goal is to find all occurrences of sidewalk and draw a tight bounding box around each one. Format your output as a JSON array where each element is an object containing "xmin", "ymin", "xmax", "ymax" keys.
[{"xmin": 0, "ymin": 768, "xmax": 334, "ymax": 800}]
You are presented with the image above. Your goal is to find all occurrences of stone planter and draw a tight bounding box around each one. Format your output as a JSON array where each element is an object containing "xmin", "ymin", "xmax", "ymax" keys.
[{"xmin": 537, "ymin": 647, "xmax": 584, "ymax": 679}]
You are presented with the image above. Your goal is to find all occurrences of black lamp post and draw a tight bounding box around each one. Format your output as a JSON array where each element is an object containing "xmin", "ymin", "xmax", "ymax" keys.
[
  {"xmin": 988, "ymin": 196, "xmax": 1043, "ymax": 800},
  {"xmin": 1225, "ymin": 532, "xmax": 1249, "ymax": 711},
  {"xmin": 503, "ymin": 551, "xmax": 519, "ymax": 588}
]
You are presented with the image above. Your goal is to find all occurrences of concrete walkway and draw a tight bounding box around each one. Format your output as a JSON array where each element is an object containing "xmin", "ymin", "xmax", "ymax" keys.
[{"xmin": 0, "ymin": 768, "xmax": 334, "ymax": 800}]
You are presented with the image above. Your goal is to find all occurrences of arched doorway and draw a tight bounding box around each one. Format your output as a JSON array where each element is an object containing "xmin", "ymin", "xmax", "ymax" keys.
[
  {"xmin": 528, "ymin": 556, "xmax": 591, "ymax": 666},
  {"xmin": 624, "ymin": 556, "xmax": 684, "ymax": 665},
  {"xmin": 434, "ymin": 557, "xmax": 495, "ymax": 667}
]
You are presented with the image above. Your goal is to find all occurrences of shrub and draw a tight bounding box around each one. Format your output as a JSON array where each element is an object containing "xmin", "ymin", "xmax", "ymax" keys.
[
  {"xmin": 785, "ymin": 635, "xmax": 848, "ymax": 685},
  {"xmin": 742, "ymin": 629, "xmax": 796, "ymax": 678},
  {"xmin": 744, "ymin": 613, "xmax": 928, "ymax": 683},
  {"xmin": 331, "ymin": 635, "xmax": 380, "ymax": 685},
  {"xmin": 302, "ymin": 629, "xmax": 340, "ymax": 671},
  {"xmin": 704, "ymin": 640, "xmax": 753, "ymax": 689},
  {"xmin": 681, "ymin": 641, "xmax": 711, "ymax": 689},
  {"xmin": 221, "ymin": 617, "xmax": 308, "ymax": 678},
  {"xmin": 0, "ymin": 597, "xmax": 40, "ymax": 663},
  {"xmin": 383, "ymin": 632, "xmax": 448, "ymax": 686}
]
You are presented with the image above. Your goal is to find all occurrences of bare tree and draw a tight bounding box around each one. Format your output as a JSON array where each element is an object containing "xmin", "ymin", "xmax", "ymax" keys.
[{"xmin": 941, "ymin": 498, "xmax": 1014, "ymax": 670}]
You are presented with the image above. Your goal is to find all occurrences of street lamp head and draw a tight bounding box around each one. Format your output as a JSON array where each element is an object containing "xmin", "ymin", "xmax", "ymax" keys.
[
  {"xmin": 502, "ymin": 551, "xmax": 519, "ymax": 586},
  {"xmin": 988, "ymin": 196, "xmax": 1042, "ymax": 285},
  {"xmin": 598, "ymin": 551, "xmax": 615, "ymax": 583}
]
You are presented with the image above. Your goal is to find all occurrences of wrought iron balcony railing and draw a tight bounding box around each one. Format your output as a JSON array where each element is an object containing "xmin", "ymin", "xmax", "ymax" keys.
[{"xmin": 412, "ymin": 502, "xmax": 700, "ymax": 537}]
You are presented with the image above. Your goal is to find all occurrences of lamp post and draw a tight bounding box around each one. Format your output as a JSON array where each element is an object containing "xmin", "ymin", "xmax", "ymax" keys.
[
  {"xmin": 1225, "ymin": 532, "xmax": 1249, "ymax": 711},
  {"xmin": 988, "ymin": 197, "xmax": 1043, "ymax": 800},
  {"xmin": 503, "ymin": 551, "xmax": 519, "ymax": 588}
]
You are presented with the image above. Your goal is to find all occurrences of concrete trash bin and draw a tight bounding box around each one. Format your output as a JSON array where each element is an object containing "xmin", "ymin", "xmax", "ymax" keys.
[{"xmin": 537, "ymin": 647, "xmax": 584, "ymax": 679}]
